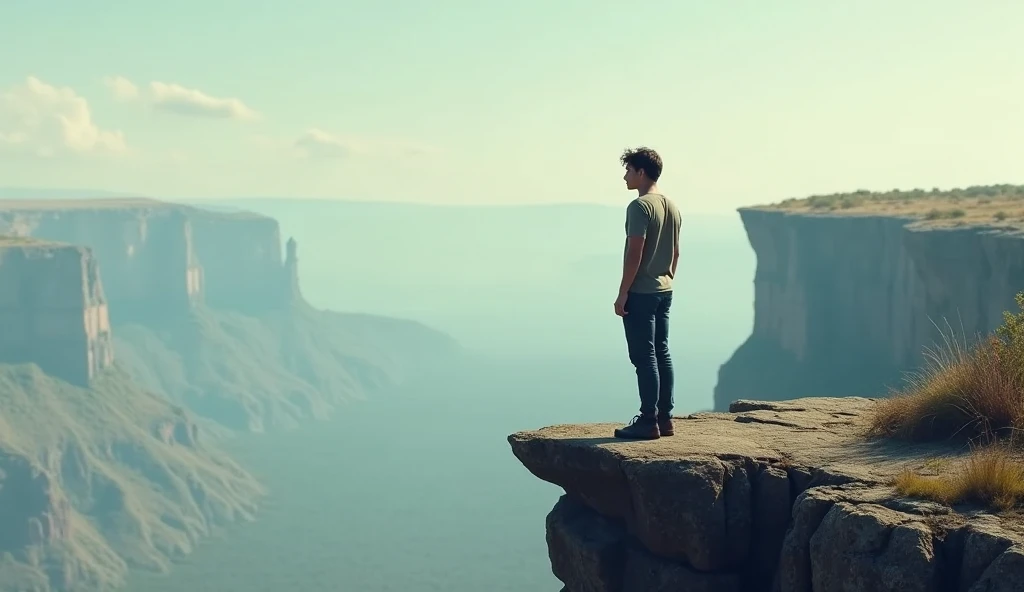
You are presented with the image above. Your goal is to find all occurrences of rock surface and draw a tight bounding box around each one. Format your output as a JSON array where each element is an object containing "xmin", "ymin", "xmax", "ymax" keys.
[
  {"xmin": 714, "ymin": 208, "xmax": 1024, "ymax": 409},
  {"xmin": 509, "ymin": 398, "xmax": 1024, "ymax": 592}
]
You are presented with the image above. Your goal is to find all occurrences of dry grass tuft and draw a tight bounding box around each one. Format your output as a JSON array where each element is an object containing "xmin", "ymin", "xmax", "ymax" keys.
[
  {"xmin": 874, "ymin": 292, "xmax": 1024, "ymax": 510},
  {"xmin": 869, "ymin": 297, "xmax": 1024, "ymax": 443},
  {"xmin": 893, "ymin": 445, "xmax": 1024, "ymax": 511}
]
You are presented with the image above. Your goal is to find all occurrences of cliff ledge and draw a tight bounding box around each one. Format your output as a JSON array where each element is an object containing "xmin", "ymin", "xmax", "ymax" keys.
[{"xmin": 509, "ymin": 398, "xmax": 1024, "ymax": 592}]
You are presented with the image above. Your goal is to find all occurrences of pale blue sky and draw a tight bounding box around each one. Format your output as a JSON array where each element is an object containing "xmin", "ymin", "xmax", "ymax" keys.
[{"xmin": 0, "ymin": 0, "xmax": 1020, "ymax": 212}]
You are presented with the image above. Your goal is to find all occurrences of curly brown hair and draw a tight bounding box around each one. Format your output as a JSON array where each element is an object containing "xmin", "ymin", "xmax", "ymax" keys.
[{"xmin": 619, "ymin": 146, "xmax": 663, "ymax": 181}]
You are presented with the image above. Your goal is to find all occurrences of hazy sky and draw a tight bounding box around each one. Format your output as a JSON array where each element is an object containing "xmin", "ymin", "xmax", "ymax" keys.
[{"xmin": 0, "ymin": 0, "xmax": 1020, "ymax": 212}]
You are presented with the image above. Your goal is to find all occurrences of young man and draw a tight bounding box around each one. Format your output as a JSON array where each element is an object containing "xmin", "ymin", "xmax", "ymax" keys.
[{"xmin": 613, "ymin": 146, "xmax": 681, "ymax": 440}]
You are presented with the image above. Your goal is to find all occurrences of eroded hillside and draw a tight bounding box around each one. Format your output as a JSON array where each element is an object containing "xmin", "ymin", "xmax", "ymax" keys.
[{"xmin": 0, "ymin": 365, "xmax": 264, "ymax": 592}]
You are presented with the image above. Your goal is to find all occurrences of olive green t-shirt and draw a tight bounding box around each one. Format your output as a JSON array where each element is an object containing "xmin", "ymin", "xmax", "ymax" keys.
[{"xmin": 623, "ymin": 193, "xmax": 682, "ymax": 293}]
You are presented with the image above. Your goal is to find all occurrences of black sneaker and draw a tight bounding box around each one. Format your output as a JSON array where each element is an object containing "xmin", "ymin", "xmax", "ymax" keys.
[
  {"xmin": 658, "ymin": 415, "xmax": 674, "ymax": 436},
  {"xmin": 613, "ymin": 414, "xmax": 660, "ymax": 440}
]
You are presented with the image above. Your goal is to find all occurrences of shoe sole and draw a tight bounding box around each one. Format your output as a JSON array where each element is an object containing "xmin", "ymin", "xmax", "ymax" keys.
[{"xmin": 613, "ymin": 431, "xmax": 661, "ymax": 440}]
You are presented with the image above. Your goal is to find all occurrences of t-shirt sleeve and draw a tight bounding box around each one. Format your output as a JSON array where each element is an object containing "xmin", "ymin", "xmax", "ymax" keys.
[{"xmin": 625, "ymin": 200, "xmax": 651, "ymax": 237}]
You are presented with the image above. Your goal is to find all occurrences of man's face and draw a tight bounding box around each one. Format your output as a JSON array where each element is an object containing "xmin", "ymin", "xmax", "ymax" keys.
[{"xmin": 623, "ymin": 166, "xmax": 642, "ymax": 190}]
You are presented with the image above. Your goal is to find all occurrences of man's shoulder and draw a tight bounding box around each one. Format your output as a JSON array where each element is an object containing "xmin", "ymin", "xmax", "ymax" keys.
[
  {"xmin": 626, "ymin": 197, "xmax": 651, "ymax": 215},
  {"xmin": 637, "ymin": 193, "xmax": 679, "ymax": 215},
  {"xmin": 638, "ymin": 192, "xmax": 674, "ymax": 204}
]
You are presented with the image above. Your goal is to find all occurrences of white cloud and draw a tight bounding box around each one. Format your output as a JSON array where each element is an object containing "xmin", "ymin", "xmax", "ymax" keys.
[
  {"xmin": 101, "ymin": 75, "xmax": 259, "ymax": 121},
  {"xmin": 103, "ymin": 75, "xmax": 139, "ymax": 102},
  {"xmin": 0, "ymin": 76, "xmax": 126, "ymax": 157},
  {"xmin": 294, "ymin": 128, "xmax": 436, "ymax": 160},
  {"xmin": 149, "ymin": 81, "xmax": 260, "ymax": 121},
  {"xmin": 295, "ymin": 128, "xmax": 359, "ymax": 158}
]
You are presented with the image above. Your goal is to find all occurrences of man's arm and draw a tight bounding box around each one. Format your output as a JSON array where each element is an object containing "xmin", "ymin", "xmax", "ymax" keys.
[
  {"xmin": 618, "ymin": 235, "xmax": 645, "ymax": 296},
  {"xmin": 670, "ymin": 213, "xmax": 682, "ymax": 277},
  {"xmin": 618, "ymin": 200, "xmax": 650, "ymax": 297}
]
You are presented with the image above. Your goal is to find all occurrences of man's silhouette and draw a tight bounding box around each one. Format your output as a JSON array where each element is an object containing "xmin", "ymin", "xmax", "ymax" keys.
[{"xmin": 612, "ymin": 147, "xmax": 681, "ymax": 440}]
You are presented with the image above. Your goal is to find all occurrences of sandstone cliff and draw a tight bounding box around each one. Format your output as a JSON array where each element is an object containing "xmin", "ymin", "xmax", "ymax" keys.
[
  {"xmin": 0, "ymin": 198, "xmax": 459, "ymax": 591},
  {"xmin": 713, "ymin": 208, "xmax": 1024, "ymax": 410},
  {"xmin": 0, "ymin": 198, "xmax": 298, "ymax": 320},
  {"xmin": 509, "ymin": 398, "xmax": 1024, "ymax": 592},
  {"xmin": 0, "ymin": 232, "xmax": 266, "ymax": 592},
  {"xmin": 0, "ymin": 237, "xmax": 114, "ymax": 385},
  {"xmin": 0, "ymin": 198, "xmax": 452, "ymax": 433}
]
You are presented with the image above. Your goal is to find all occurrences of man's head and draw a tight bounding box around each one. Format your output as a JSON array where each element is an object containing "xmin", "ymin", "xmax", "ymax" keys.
[{"xmin": 620, "ymin": 146, "xmax": 663, "ymax": 192}]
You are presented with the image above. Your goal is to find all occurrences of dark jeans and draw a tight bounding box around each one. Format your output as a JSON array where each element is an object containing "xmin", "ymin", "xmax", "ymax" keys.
[{"xmin": 622, "ymin": 290, "xmax": 674, "ymax": 417}]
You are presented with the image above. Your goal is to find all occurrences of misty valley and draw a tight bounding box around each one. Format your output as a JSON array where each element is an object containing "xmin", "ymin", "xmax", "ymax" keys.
[
  {"xmin": 0, "ymin": 197, "xmax": 754, "ymax": 592},
  {"xmin": 5, "ymin": 185, "xmax": 1024, "ymax": 591},
  {"xmin": 3, "ymin": 2, "xmax": 1023, "ymax": 588}
]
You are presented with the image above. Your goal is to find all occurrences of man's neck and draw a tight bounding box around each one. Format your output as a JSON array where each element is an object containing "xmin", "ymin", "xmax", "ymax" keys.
[{"xmin": 637, "ymin": 183, "xmax": 660, "ymax": 197}]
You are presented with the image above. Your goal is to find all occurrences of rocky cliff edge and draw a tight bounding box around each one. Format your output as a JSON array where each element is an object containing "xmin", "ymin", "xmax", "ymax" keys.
[
  {"xmin": 508, "ymin": 398, "xmax": 1024, "ymax": 592},
  {"xmin": 714, "ymin": 204, "xmax": 1024, "ymax": 410}
]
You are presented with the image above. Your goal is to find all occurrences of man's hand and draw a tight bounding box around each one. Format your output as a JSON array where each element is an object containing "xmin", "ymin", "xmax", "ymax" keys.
[{"xmin": 614, "ymin": 291, "xmax": 628, "ymax": 317}]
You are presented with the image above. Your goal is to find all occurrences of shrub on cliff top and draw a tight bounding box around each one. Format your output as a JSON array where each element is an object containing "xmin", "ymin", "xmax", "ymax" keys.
[{"xmin": 869, "ymin": 292, "xmax": 1024, "ymax": 444}]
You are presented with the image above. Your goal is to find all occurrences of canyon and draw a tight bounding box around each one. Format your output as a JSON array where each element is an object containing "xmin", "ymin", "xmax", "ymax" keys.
[{"xmin": 0, "ymin": 197, "xmax": 458, "ymax": 591}]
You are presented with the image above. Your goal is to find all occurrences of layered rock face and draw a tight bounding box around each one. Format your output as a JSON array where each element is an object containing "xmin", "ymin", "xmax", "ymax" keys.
[
  {"xmin": 714, "ymin": 209, "xmax": 1024, "ymax": 410},
  {"xmin": 509, "ymin": 399, "xmax": 1024, "ymax": 592},
  {"xmin": 0, "ymin": 199, "xmax": 300, "ymax": 320},
  {"xmin": 0, "ymin": 201, "xmax": 202, "ymax": 321},
  {"xmin": 0, "ymin": 238, "xmax": 114, "ymax": 385},
  {"xmin": 189, "ymin": 209, "xmax": 300, "ymax": 311}
]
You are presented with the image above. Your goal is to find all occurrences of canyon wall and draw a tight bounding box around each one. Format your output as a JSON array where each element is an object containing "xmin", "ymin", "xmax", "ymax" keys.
[
  {"xmin": 0, "ymin": 199, "xmax": 300, "ymax": 321},
  {"xmin": 713, "ymin": 208, "xmax": 1024, "ymax": 410},
  {"xmin": 0, "ymin": 197, "xmax": 454, "ymax": 592},
  {"xmin": 0, "ymin": 238, "xmax": 114, "ymax": 385},
  {"xmin": 189, "ymin": 208, "xmax": 301, "ymax": 312}
]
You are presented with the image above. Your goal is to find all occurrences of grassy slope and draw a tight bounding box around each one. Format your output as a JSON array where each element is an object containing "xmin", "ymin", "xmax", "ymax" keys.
[
  {"xmin": 112, "ymin": 303, "xmax": 461, "ymax": 432},
  {"xmin": 0, "ymin": 365, "xmax": 264, "ymax": 592}
]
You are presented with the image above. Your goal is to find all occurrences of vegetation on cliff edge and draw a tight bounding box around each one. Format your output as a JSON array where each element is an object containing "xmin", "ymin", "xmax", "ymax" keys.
[
  {"xmin": 769, "ymin": 184, "xmax": 1024, "ymax": 227},
  {"xmin": 870, "ymin": 292, "xmax": 1024, "ymax": 510},
  {"xmin": 892, "ymin": 445, "xmax": 1024, "ymax": 511},
  {"xmin": 0, "ymin": 364, "xmax": 264, "ymax": 592}
]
